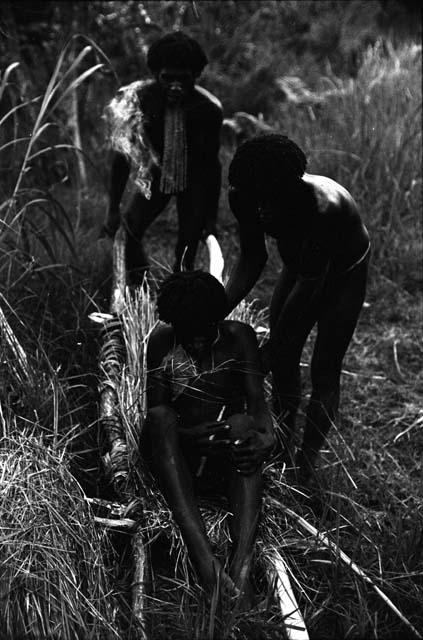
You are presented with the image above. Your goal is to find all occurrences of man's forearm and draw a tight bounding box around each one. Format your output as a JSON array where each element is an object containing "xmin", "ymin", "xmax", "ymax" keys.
[{"xmin": 225, "ymin": 255, "xmax": 266, "ymax": 313}]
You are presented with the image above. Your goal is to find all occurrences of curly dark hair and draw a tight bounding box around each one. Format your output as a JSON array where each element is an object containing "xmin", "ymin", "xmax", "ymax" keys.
[
  {"xmin": 228, "ymin": 134, "xmax": 307, "ymax": 194},
  {"xmin": 147, "ymin": 32, "xmax": 208, "ymax": 77},
  {"xmin": 157, "ymin": 271, "xmax": 227, "ymax": 327}
]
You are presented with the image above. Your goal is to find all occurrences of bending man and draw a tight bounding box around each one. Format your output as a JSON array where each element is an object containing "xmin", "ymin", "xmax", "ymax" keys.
[
  {"xmin": 104, "ymin": 32, "xmax": 222, "ymax": 278},
  {"xmin": 145, "ymin": 271, "xmax": 274, "ymax": 599},
  {"xmin": 225, "ymin": 134, "xmax": 370, "ymax": 481}
]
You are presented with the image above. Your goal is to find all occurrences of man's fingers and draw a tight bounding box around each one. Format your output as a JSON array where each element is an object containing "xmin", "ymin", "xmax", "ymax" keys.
[
  {"xmin": 203, "ymin": 425, "xmax": 232, "ymax": 440},
  {"xmin": 232, "ymin": 439, "xmax": 255, "ymax": 452},
  {"xmin": 206, "ymin": 421, "xmax": 230, "ymax": 433}
]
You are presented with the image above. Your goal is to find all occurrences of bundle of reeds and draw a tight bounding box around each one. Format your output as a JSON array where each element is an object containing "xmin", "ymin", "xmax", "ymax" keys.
[
  {"xmin": 118, "ymin": 281, "xmax": 159, "ymax": 495},
  {"xmin": 0, "ymin": 431, "xmax": 118, "ymax": 639}
]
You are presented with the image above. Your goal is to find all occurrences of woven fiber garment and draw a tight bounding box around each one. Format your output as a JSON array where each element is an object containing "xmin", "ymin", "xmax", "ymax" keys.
[{"xmin": 160, "ymin": 106, "xmax": 187, "ymax": 194}]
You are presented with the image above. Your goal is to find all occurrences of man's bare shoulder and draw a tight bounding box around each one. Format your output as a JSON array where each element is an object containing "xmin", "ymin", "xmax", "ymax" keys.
[
  {"xmin": 220, "ymin": 320, "xmax": 258, "ymax": 348},
  {"xmin": 147, "ymin": 323, "xmax": 175, "ymax": 367},
  {"xmin": 303, "ymin": 173, "xmax": 358, "ymax": 214}
]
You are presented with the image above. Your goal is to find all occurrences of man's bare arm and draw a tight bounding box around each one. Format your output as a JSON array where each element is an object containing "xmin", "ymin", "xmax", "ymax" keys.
[
  {"xmin": 146, "ymin": 326, "xmax": 174, "ymax": 408},
  {"xmin": 225, "ymin": 224, "xmax": 267, "ymax": 313},
  {"xmin": 239, "ymin": 324, "xmax": 274, "ymax": 436},
  {"xmin": 229, "ymin": 323, "xmax": 275, "ymax": 472}
]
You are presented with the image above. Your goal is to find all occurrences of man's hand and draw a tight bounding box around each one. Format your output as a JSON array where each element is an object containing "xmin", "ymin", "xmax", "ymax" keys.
[
  {"xmin": 231, "ymin": 428, "xmax": 276, "ymax": 474},
  {"xmin": 178, "ymin": 420, "xmax": 232, "ymax": 455},
  {"xmin": 224, "ymin": 413, "xmax": 276, "ymax": 474}
]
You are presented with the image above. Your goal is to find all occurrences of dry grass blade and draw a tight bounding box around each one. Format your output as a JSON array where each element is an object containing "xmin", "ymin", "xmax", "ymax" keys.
[{"xmin": 0, "ymin": 432, "xmax": 118, "ymax": 639}]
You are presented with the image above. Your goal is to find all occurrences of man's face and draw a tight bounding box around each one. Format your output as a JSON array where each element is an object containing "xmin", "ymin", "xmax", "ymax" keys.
[
  {"xmin": 174, "ymin": 320, "xmax": 219, "ymax": 357},
  {"xmin": 158, "ymin": 67, "xmax": 195, "ymax": 105},
  {"xmin": 256, "ymin": 191, "xmax": 280, "ymax": 236}
]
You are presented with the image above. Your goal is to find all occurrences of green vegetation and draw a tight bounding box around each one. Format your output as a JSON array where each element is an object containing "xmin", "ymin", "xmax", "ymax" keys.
[{"xmin": 0, "ymin": 1, "xmax": 421, "ymax": 638}]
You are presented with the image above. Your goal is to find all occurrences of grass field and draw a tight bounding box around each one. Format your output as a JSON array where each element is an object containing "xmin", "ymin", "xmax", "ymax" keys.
[{"xmin": 0, "ymin": 22, "xmax": 422, "ymax": 640}]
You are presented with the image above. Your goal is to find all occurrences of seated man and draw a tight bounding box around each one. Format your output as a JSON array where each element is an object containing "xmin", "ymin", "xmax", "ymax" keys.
[
  {"xmin": 104, "ymin": 31, "xmax": 223, "ymax": 278},
  {"xmin": 145, "ymin": 271, "xmax": 275, "ymax": 600}
]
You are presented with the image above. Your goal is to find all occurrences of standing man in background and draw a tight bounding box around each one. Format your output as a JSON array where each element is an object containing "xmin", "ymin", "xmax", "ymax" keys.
[
  {"xmin": 225, "ymin": 134, "xmax": 370, "ymax": 482},
  {"xmin": 104, "ymin": 31, "xmax": 222, "ymax": 280}
]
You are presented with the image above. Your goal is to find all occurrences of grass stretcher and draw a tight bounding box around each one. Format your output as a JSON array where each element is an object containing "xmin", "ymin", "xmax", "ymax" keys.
[{"xmin": 94, "ymin": 225, "xmax": 309, "ymax": 640}]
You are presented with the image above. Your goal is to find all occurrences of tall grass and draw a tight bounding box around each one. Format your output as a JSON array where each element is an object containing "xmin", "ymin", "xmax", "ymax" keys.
[
  {"xmin": 267, "ymin": 40, "xmax": 422, "ymax": 288},
  {"xmin": 0, "ymin": 35, "xmax": 110, "ymax": 292}
]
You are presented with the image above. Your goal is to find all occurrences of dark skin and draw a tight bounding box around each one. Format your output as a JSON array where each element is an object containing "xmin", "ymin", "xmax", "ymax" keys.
[
  {"xmin": 105, "ymin": 66, "xmax": 222, "ymax": 276},
  {"xmin": 226, "ymin": 172, "xmax": 370, "ymax": 479},
  {"xmin": 146, "ymin": 319, "xmax": 275, "ymax": 598}
]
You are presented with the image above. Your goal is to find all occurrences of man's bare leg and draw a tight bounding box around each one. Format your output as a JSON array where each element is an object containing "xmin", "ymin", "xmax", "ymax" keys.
[
  {"xmin": 147, "ymin": 406, "xmax": 235, "ymax": 595},
  {"xmin": 124, "ymin": 183, "xmax": 170, "ymax": 280},
  {"xmin": 297, "ymin": 258, "xmax": 369, "ymax": 480},
  {"xmin": 227, "ymin": 467, "xmax": 262, "ymax": 604}
]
